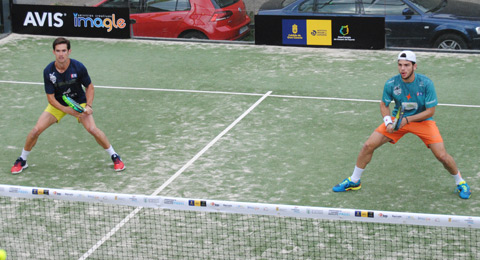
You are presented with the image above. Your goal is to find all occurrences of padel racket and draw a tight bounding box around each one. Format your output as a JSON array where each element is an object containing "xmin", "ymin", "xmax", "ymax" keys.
[
  {"xmin": 62, "ymin": 95, "xmax": 84, "ymax": 113},
  {"xmin": 392, "ymin": 105, "xmax": 405, "ymax": 131}
]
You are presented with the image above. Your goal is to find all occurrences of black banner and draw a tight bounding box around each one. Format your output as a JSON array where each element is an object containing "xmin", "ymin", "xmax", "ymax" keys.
[
  {"xmin": 12, "ymin": 4, "xmax": 130, "ymax": 39},
  {"xmin": 255, "ymin": 15, "xmax": 385, "ymax": 49}
]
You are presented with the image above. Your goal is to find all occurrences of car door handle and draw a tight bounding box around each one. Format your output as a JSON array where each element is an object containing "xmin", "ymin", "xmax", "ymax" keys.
[
  {"xmin": 171, "ymin": 17, "xmax": 182, "ymax": 21},
  {"xmin": 385, "ymin": 28, "xmax": 392, "ymax": 36}
]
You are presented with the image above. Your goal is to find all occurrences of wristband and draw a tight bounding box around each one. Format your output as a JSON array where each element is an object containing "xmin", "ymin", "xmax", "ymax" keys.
[
  {"xmin": 405, "ymin": 117, "xmax": 409, "ymax": 124},
  {"xmin": 86, "ymin": 104, "xmax": 92, "ymax": 108},
  {"xmin": 383, "ymin": 115, "xmax": 392, "ymax": 127}
]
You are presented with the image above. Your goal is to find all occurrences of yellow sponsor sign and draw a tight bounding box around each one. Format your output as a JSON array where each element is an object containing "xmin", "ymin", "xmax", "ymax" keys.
[{"xmin": 306, "ymin": 20, "xmax": 332, "ymax": 46}]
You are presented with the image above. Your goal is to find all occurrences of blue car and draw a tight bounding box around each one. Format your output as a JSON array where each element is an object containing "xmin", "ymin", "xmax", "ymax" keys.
[{"xmin": 257, "ymin": 0, "xmax": 480, "ymax": 49}]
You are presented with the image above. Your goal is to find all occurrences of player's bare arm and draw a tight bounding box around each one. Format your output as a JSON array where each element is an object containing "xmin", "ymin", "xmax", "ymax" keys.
[
  {"xmin": 83, "ymin": 83, "xmax": 94, "ymax": 115},
  {"xmin": 380, "ymin": 101, "xmax": 395, "ymax": 133},
  {"xmin": 404, "ymin": 107, "xmax": 435, "ymax": 123},
  {"xmin": 379, "ymin": 101, "xmax": 390, "ymax": 118}
]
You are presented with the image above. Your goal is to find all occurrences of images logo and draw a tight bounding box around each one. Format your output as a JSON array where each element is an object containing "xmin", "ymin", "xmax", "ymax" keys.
[
  {"xmin": 340, "ymin": 25, "xmax": 349, "ymax": 36},
  {"xmin": 73, "ymin": 13, "xmax": 126, "ymax": 32}
]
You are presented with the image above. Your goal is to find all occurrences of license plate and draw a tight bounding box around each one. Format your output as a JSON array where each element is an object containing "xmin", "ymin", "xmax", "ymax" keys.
[{"xmin": 239, "ymin": 25, "xmax": 248, "ymax": 35}]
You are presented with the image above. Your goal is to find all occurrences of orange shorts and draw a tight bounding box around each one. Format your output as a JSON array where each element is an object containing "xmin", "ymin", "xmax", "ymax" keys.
[{"xmin": 375, "ymin": 118, "xmax": 443, "ymax": 147}]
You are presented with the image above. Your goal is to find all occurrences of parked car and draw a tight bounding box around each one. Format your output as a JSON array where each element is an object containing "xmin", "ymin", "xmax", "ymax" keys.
[
  {"xmin": 257, "ymin": 0, "xmax": 480, "ymax": 49},
  {"xmin": 95, "ymin": 0, "xmax": 251, "ymax": 40}
]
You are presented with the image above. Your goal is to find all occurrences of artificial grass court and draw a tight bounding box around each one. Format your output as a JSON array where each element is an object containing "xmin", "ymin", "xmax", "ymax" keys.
[{"xmin": 1, "ymin": 34, "xmax": 479, "ymax": 216}]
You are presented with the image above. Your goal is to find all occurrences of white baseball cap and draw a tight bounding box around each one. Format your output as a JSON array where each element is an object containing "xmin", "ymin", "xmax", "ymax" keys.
[{"xmin": 398, "ymin": 50, "xmax": 416, "ymax": 63}]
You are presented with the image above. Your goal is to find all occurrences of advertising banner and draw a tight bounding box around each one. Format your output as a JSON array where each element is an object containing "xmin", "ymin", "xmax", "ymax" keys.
[
  {"xmin": 12, "ymin": 4, "xmax": 130, "ymax": 39},
  {"xmin": 255, "ymin": 15, "xmax": 385, "ymax": 49}
]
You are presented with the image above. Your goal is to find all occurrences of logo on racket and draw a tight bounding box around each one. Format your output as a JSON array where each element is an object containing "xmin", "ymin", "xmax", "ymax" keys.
[{"xmin": 62, "ymin": 95, "xmax": 84, "ymax": 113}]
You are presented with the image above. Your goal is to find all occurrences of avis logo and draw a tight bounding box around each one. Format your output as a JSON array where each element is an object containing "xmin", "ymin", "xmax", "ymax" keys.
[{"xmin": 23, "ymin": 12, "xmax": 65, "ymax": 27}]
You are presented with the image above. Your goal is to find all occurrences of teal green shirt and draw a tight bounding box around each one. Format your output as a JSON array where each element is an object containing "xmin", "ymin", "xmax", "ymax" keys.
[{"xmin": 382, "ymin": 73, "xmax": 438, "ymax": 121}]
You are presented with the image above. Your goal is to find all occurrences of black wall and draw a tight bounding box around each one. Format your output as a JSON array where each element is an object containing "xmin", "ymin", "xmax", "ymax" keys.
[
  {"xmin": 255, "ymin": 15, "xmax": 385, "ymax": 49},
  {"xmin": 12, "ymin": 4, "xmax": 130, "ymax": 39}
]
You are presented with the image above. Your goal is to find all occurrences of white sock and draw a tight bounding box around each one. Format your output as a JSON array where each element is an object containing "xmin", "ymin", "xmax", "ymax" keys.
[
  {"xmin": 453, "ymin": 171, "xmax": 464, "ymax": 185},
  {"xmin": 21, "ymin": 149, "xmax": 30, "ymax": 161},
  {"xmin": 105, "ymin": 146, "xmax": 116, "ymax": 157},
  {"xmin": 350, "ymin": 166, "xmax": 364, "ymax": 183}
]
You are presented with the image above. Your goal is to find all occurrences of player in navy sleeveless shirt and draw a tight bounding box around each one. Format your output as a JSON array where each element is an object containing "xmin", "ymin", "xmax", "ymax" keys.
[{"xmin": 11, "ymin": 37, "xmax": 125, "ymax": 174}]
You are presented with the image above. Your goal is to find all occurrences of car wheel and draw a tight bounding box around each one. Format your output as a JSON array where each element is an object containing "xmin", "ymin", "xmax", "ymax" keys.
[
  {"xmin": 433, "ymin": 34, "xmax": 467, "ymax": 49},
  {"xmin": 180, "ymin": 31, "xmax": 208, "ymax": 40}
]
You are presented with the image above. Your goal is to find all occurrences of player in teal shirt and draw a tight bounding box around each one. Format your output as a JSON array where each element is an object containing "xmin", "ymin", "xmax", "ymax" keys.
[
  {"xmin": 382, "ymin": 73, "xmax": 437, "ymax": 121},
  {"xmin": 333, "ymin": 51, "xmax": 471, "ymax": 199}
]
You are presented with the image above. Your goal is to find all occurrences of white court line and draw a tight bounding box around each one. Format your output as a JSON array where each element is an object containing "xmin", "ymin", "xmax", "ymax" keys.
[
  {"xmin": 0, "ymin": 80, "xmax": 263, "ymax": 97},
  {"xmin": 78, "ymin": 207, "xmax": 143, "ymax": 260},
  {"xmin": 150, "ymin": 90, "xmax": 272, "ymax": 196},
  {"xmin": 1, "ymin": 79, "xmax": 479, "ymax": 108},
  {"xmin": 78, "ymin": 91, "xmax": 272, "ymax": 260}
]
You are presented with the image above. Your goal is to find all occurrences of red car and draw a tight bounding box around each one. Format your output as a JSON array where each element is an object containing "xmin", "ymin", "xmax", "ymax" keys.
[{"xmin": 95, "ymin": 0, "xmax": 251, "ymax": 40}]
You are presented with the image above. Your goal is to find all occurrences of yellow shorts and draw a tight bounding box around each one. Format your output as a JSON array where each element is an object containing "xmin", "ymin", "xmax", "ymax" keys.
[
  {"xmin": 45, "ymin": 103, "xmax": 86, "ymax": 122},
  {"xmin": 375, "ymin": 118, "xmax": 444, "ymax": 147}
]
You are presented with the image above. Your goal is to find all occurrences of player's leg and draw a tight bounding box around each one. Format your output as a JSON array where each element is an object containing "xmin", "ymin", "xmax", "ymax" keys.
[
  {"xmin": 413, "ymin": 121, "xmax": 470, "ymax": 199},
  {"xmin": 25, "ymin": 112, "xmax": 58, "ymax": 151},
  {"xmin": 333, "ymin": 131, "xmax": 391, "ymax": 192},
  {"xmin": 429, "ymin": 143, "xmax": 458, "ymax": 175},
  {"xmin": 79, "ymin": 113, "xmax": 110, "ymax": 149},
  {"xmin": 356, "ymin": 131, "xmax": 392, "ymax": 169},
  {"xmin": 429, "ymin": 143, "xmax": 471, "ymax": 199},
  {"xmin": 11, "ymin": 111, "xmax": 57, "ymax": 174},
  {"xmin": 79, "ymin": 114, "xmax": 125, "ymax": 171}
]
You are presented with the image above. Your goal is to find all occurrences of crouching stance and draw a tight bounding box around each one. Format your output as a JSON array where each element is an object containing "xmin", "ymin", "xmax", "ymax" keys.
[
  {"xmin": 332, "ymin": 51, "xmax": 470, "ymax": 199},
  {"xmin": 11, "ymin": 37, "xmax": 125, "ymax": 174}
]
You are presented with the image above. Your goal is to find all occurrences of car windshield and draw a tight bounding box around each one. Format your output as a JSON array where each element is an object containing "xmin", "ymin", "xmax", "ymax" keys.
[
  {"xmin": 282, "ymin": 0, "xmax": 298, "ymax": 8},
  {"xmin": 298, "ymin": 0, "xmax": 360, "ymax": 14},
  {"xmin": 97, "ymin": 0, "xmax": 129, "ymax": 7},
  {"xmin": 408, "ymin": 0, "xmax": 446, "ymax": 13},
  {"xmin": 212, "ymin": 0, "xmax": 240, "ymax": 8},
  {"xmin": 363, "ymin": 0, "xmax": 410, "ymax": 15}
]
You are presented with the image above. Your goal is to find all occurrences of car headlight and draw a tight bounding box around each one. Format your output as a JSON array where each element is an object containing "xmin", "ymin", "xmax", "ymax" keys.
[{"xmin": 477, "ymin": 26, "xmax": 480, "ymax": 35}]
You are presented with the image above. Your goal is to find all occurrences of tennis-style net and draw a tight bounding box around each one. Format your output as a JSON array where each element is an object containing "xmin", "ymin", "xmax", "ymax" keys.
[{"xmin": 1, "ymin": 184, "xmax": 479, "ymax": 259}]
